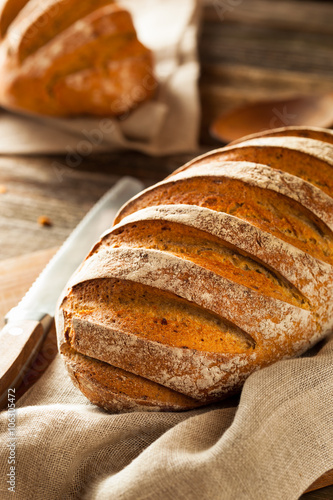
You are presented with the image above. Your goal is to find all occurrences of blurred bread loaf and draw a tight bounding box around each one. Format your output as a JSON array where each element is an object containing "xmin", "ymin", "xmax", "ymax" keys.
[
  {"xmin": 0, "ymin": 0, "xmax": 156, "ymax": 116},
  {"xmin": 56, "ymin": 126, "xmax": 333, "ymax": 412}
]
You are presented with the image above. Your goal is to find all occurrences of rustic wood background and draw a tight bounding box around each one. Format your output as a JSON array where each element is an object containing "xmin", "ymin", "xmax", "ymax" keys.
[
  {"xmin": 0, "ymin": 1, "xmax": 333, "ymax": 497},
  {"xmin": 1, "ymin": 0, "xmax": 333, "ymax": 260},
  {"xmin": 200, "ymin": 0, "xmax": 333, "ymax": 143}
]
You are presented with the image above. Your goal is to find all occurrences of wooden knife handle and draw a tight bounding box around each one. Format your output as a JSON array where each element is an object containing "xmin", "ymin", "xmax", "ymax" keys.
[{"xmin": 0, "ymin": 319, "xmax": 45, "ymax": 407}]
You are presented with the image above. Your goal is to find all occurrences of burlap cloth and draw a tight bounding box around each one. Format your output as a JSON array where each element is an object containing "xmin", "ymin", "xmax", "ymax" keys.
[
  {"xmin": 0, "ymin": 333, "xmax": 332, "ymax": 499},
  {"xmin": 0, "ymin": 0, "xmax": 200, "ymax": 155}
]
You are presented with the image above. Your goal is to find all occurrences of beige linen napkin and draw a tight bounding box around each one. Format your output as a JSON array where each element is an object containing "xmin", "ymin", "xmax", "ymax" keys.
[
  {"xmin": 0, "ymin": 334, "xmax": 332, "ymax": 499},
  {"xmin": 0, "ymin": 0, "xmax": 200, "ymax": 156}
]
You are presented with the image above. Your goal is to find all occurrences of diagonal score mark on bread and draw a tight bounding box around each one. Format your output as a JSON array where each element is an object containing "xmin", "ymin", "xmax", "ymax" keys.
[
  {"xmin": 62, "ymin": 344, "xmax": 203, "ymax": 413},
  {"xmin": 114, "ymin": 164, "xmax": 333, "ymax": 265},
  {"xmin": 98, "ymin": 212, "xmax": 311, "ymax": 308},
  {"xmin": 0, "ymin": 0, "xmax": 30, "ymax": 38},
  {"xmin": 229, "ymin": 125, "xmax": 333, "ymax": 147},
  {"xmin": 99, "ymin": 205, "xmax": 332, "ymax": 304},
  {"xmin": 178, "ymin": 136, "xmax": 333, "ymax": 196}
]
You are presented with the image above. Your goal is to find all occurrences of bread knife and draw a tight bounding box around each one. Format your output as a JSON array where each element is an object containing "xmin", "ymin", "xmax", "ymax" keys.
[{"xmin": 0, "ymin": 177, "xmax": 144, "ymax": 408}]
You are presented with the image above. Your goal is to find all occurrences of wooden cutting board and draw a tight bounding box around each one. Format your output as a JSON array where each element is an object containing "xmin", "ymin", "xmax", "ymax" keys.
[
  {"xmin": 0, "ymin": 247, "xmax": 58, "ymax": 326},
  {"xmin": 0, "ymin": 247, "xmax": 332, "ymax": 496},
  {"xmin": 0, "ymin": 247, "xmax": 58, "ymax": 398}
]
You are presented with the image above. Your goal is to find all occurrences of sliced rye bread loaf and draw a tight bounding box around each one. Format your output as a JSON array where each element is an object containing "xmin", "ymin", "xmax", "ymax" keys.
[{"xmin": 56, "ymin": 126, "xmax": 333, "ymax": 412}]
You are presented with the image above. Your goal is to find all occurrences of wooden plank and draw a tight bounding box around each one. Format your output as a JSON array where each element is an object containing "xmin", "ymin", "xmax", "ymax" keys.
[
  {"xmin": 0, "ymin": 247, "xmax": 57, "ymax": 327},
  {"xmin": 202, "ymin": 0, "xmax": 333, "ymax": 34},
  {"xmin": 0, "ymin": 152, "xmax": 196, "ymax": 260},
  {"xmin": 199, "ymin": 1, "xmax": 333, "ymax": 144},
  {"xmin": 0, "ymin": 248, "xmax": 59, "ymax": 401},
  {"xmin": 200, "ymin": 25, "xmax": 333, "ymax": 74}
]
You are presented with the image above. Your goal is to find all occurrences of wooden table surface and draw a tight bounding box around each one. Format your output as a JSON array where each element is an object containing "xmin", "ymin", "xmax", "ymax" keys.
[{"xmin": 1, "ymin": 1, "xmax": 333, "ymax": 498}]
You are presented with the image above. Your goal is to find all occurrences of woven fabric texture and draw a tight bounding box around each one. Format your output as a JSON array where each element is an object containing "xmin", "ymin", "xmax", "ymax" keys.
[{"xmin": 0, "ymin": 335, "xmax": 332, "ymax": 500}]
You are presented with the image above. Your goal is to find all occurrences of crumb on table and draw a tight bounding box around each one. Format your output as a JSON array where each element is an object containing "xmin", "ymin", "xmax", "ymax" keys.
[{"xmin": 38, "ymin": 215, "xmax": 53, "ymax": 227}]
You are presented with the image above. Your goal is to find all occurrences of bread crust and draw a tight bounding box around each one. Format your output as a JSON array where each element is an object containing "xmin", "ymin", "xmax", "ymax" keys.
[
  {"xmin": 63, "ymin": 346, "xmax": 203, "ymax": 412},
  {"xmin": 101, "ymin": 205, "xmax": 333, "ymax": 303},
  {"xmin": 179, "ymin": 136, "xmax": 333, "ymax": 172},
  {"xmin": 0, "ymin": 1, "xmax": 156, "ymax": 116},
  {"xmin": 56, "ymin": 127, "xmax": 333, "ymax": 412},
  {"xmin": 229, "ymin": 125, "xmax": 333, "ymax": 146},
  {"xmin": 115, "ymin": 161, "xmax": 333, "ymax": 230},
  {"xmin": 0, "ymin": 0, "xmax": 30, "ymax": 38}
]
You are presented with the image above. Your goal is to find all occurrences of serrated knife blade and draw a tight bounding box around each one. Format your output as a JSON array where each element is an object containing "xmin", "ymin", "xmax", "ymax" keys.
[{"xmin": 0, "ymin": 177, "xmax": 144, "ymax": 406}]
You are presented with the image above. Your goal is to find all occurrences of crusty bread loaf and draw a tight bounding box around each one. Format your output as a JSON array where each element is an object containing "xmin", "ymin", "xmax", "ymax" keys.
[
  {"xmin": 56, "ymin": 126, "xmax": 333, "ymax": 412},
  {"xmin": 0, "ymin": 0, "xmax": 156, "ymax": 116}
]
